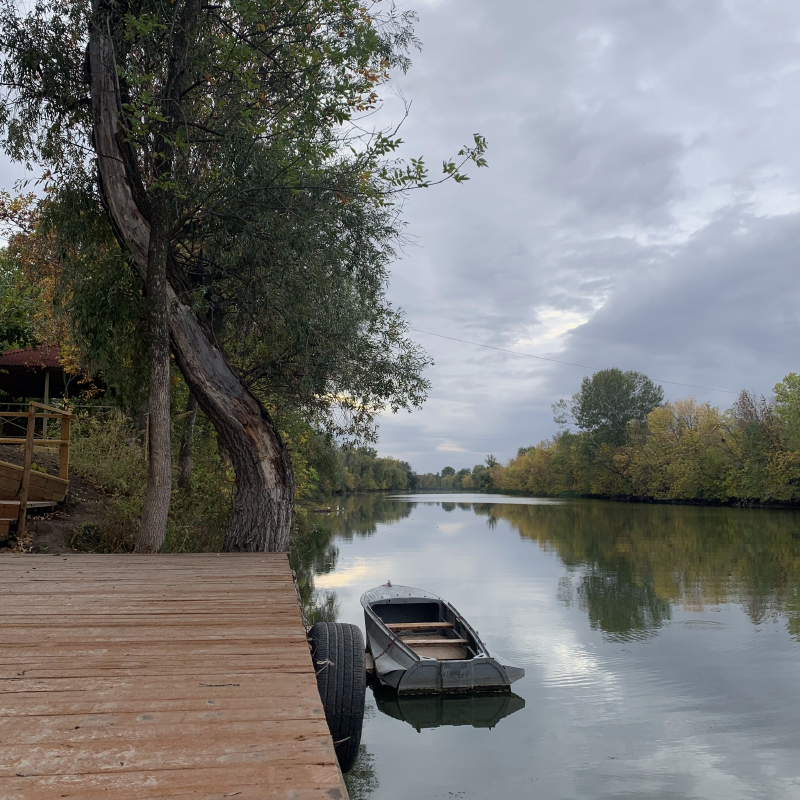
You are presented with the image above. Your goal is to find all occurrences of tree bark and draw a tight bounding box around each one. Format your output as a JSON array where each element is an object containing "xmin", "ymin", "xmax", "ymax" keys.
[
  {"xmin": 177, "ymin": 392, "xmax": 198, "ymax": 489},
  {"xmin": 135, "ymin": 204, "xmax": 172, "ymax": 553},
  {"xmin": 88, "ymin": 5, "xmax": 294, "ymax": 551}
]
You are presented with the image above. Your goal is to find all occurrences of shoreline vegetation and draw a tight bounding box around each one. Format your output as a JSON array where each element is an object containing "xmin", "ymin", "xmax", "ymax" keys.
[
  {"xmin": 3, "ymin": 366, "xmax": 798, "ymax": 557},
  {"xmin": 414, "ymin": 370, "xmax": 800, "ymax": 510}
]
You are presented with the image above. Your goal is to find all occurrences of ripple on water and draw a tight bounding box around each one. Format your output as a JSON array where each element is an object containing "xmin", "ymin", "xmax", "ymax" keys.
[{"xmin": 682, "ymin": 620, "xmax": 726, "ymax": 630}]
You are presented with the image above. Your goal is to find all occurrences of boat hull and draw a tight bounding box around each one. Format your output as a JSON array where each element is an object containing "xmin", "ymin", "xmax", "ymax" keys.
[{"xmin": 361, "ymin": 584, "xmax": 524, "ymax": 695}]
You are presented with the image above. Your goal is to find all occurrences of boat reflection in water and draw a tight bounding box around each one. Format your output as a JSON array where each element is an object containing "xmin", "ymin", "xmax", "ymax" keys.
[{"xmin": 372, "ymin": 686, "xmax": 525, "ymax": 732}]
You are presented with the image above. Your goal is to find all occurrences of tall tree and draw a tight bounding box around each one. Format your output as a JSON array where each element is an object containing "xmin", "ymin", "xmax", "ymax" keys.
[
  {"xmin": 0, "ymin": 0, "xmax": 485, "ymax": 551},
  {"xmin": 553, "ymin": 368, "xmax": 664, "ymax": 446}
]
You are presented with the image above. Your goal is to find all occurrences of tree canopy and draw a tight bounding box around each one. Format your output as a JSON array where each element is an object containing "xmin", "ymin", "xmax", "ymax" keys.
[
  {"xmin": 553, "ymin": 368, "xmax": 664, "ymax": 445},
  {"xmin": 0, "ymin": 0, "xmax": 486, "ymax": 551}
]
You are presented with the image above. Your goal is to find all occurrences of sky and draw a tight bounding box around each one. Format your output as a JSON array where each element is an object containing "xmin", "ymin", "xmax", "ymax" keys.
[
  {"xmin": 0, "ymin": 1, "xmax": 797, "ymax": 474},
  {"xmin": 363, "ymin": 0, "xmax": 800, "ymax": 472}
]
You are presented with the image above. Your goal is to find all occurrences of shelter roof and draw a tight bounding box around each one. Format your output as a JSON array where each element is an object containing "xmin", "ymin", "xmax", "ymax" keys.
[{"xmin": 0, "ymin": 345, "xmax": 62, "ymax": 370}]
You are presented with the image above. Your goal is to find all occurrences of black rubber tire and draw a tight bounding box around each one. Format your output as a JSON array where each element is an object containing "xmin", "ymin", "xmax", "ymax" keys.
[{"xmin": 308, "ymin": 621, "xmax": 366, "ymax": 773}]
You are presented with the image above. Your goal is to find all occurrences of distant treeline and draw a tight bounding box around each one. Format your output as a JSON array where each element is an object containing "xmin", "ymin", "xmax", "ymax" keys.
[
  {"xmin": 490, "ymin": 369, "xmax": 800, "ymax": 506},
  {"xmin": 299, "ymin": 367, "xmax": 800, "ymax": 505},
  {"xmin": 336, "ymin": 447, "xmax": 415, "ymax": 493},
  {"xmin": 414, "ymin": 461, "xmax": 496, "ymax": 492}
]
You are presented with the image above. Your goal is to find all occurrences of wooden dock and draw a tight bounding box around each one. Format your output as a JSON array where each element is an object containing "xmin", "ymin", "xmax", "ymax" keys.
[{"xmin": 0, "ymin": 553, "xmax": 348, "ymax": 800}]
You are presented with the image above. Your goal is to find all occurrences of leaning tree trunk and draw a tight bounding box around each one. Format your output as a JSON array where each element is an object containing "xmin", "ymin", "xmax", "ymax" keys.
[
  {"xmin": 135, "ymin": 204, "xmax": 173, "ymax": 553},
  {"xmin": 177, "ymin": 392, "xmax": 198, "ymax": 490},
  {"xmin": 88, "ymin": 7, "xmax": 294, "ymax": 551}
]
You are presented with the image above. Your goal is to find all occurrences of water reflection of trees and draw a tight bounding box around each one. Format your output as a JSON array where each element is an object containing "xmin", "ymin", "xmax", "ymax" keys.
[
  {"xmin": 323, "ymin": 494, "xmax": 415, "ymax": 540},
  {"xmin": 291, "ymin": 495, "xmax": 413, "ymax": 625},
  {"xmin": 343, "ymin": 744, "xmax": 379, "ymax": 799},
  {"xmin": 475, "ymin": 502, "xmax": 800, "ymax": 640}
]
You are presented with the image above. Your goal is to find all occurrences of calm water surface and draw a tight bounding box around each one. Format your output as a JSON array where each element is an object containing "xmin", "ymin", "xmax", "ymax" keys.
[{"xmin": 294, "ymin": 494, "xmax": 800, "ymax": 800}]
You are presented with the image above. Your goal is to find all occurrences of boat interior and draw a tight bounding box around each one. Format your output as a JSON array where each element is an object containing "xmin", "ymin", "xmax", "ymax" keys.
[{"xmin": 372, "ymin": 599, "xmax": 482, "ymax": 661}]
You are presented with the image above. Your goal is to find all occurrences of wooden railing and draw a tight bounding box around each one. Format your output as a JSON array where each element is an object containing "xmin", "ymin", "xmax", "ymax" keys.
[{"xmin": 0, "ymin": 401, "xmax": 75, "ymax": 536}]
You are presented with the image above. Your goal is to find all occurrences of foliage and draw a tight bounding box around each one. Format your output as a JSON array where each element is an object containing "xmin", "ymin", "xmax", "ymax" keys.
[
  {"xmin": 0, "ymin": 0, "xmax": 487, "ymax": 442},
  {"xmin": 67, "ymin": 398, "xmax": 415, "ymax": 553},
  {"xmin": 0, "ymin": 192, "xmax": 147, "ymax": 403},
  {"xmin": 0, "ymin": 257, "xmax": 34, "ymax": 349},
  {"xmin": 69, "ymin": 408, "xmax": 232, "ymax": 552},
  {"xmin": 337, "ymin": 447, "xmax": 413, "ymax": 492},
  {"xmin": 415, "ymin": 458, "xmax": 496, "ymax": 491},
  {"xmin": 493, "ymin": 374, "xmax": 800, "ymax": 506},
  {"xmin": 553, "ymin": 368, "xmax": 664, "ymax": 446},
  {"xmin": 774, "ymin": 373, "xmax": 800, "ymax": 450}
]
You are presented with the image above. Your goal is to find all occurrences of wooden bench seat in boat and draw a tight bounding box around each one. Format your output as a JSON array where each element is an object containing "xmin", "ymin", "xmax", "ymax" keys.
[
  {"xmin": 402, "ymin": 637, "xmax": 469, "ymax": 646},
  {"xmin": 386, "ymin": 621, "xmax": 454, "ymax": 631},
  {"xmin": 399, "ymin": 632, "xmax": 470, "ymax": 661}
]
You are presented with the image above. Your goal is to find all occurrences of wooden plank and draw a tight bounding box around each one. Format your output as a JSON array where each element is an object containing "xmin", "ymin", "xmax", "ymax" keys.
[
  {"xmin": 0, "ymin": 554, "xmax": 347, "ymax": 799},
  {"xmin": 5, "ymin": 764, "xmax": 346, "ymax": 800},
  {"xmin": 0, "ymin": 438, "xmax": 68, "ymax": 446},
  {"xmin": 0, "ymin": 736, "xmax": 336, "ymax": 778},
  {"xmin": 0, "ymin": 474, "xmax": 21, "ymax": 493},
  {"xmin": 0, "ymin": 659, "xmax": 316, "ymax": 680},
  {"xmin": 0, "ymin": 462, "xmax": 69, "ymax": 492},
  {"xmin": 0, "ymin": 500, "xmax": 58, "ymax": 509},
  {"xmin": 385, "ymin": 621, "xmax": 453, "ymax": 630},
  {"xmin": 28, "ymin": 401, "xmax": 74, "ymax": 415},
  {"xmin": 27, "ymin": 471, "xmax": 69, "ymax": 489},
  {"xmin": 0, "ymin": 692, "xmax": 328, "ymax": 719},
  {"xmin": 402, "ymin": 637, "xmax": 469, "ymax": 645},
  {"xmin": 0, "ymin": 712, "xmax": 330, "ymax": 745},
  {"xmin": 0, "ymin": 412, "xmax": 72, "ymax": 420},
  {"xmin": 0, "ymin": 641, "xmax": 313, "ymax": 660},
  {"xmin": 409, "ymin": 644, "xmax": 467, "ymax": 661}
]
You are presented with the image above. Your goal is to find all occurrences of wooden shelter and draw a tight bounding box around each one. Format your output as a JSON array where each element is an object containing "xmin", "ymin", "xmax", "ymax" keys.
[
  {"xmin": 0, "ymin": 401, "xmax": 74, "ymax": 540},
  {"xmin": 0, "ymin": 346, "xmax": 68, "ymax": 401}
]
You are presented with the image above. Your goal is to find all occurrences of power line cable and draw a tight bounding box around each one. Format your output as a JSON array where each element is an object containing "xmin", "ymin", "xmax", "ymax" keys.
[{"xmin": 409, "ymin": 328, "xmax": 737, "ymax": 395}]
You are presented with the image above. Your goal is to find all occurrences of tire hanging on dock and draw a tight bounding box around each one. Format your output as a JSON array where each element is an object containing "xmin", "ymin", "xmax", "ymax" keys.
[{"xmin": 307, "ymin": 621, "xmax": 366, "ymax": 773}]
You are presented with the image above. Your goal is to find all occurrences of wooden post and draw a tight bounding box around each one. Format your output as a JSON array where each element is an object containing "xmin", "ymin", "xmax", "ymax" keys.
[
  {"xmin": 59, "ymin": 413, "xmax": 71, "ymax": 481},
  {"xmin": 17, "ymin": 402, "xmax": 35, "ymax": 537},
  {"xmin": 42, "ymin": 370, "xmax": 50, "ymax": 439}
]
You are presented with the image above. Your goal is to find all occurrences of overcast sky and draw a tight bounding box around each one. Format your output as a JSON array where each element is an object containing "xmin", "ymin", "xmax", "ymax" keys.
[
  {"xmin": 1, "ymin": 1, "xmax": 797, "ymax": 474},
  {"xmin": 366, "ymin": 0, "xmax": 800, "ymax": 472}
]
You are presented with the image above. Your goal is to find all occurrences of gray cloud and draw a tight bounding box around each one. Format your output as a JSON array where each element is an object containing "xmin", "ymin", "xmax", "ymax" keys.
[{"xmin": 372, "ymin": 0, "xmax": 800, "ymax": 471}]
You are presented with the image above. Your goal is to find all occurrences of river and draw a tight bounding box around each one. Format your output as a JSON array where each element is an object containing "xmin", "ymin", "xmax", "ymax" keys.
[{"xmin": 293, "ymin": 493, "xmax": 800, "ymax": 800}]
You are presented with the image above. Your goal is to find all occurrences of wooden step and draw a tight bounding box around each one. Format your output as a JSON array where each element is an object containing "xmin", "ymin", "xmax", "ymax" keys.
[
  {"xmin": 0, "ymin": 500, "xmax": 58, "ymax": 516},
  {"xmin": 402, "ymin": 637, "xmax": 469, "ymax": 646},
  {"xmin": 386, "ymin": 621, "xmax": 454, "ymax": 631}
]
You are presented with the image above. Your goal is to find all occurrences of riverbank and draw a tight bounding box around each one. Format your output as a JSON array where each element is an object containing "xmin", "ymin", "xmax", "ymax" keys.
[{"xmin": 483, "ymin": 487, "xmax": 800, "ymax": 511}]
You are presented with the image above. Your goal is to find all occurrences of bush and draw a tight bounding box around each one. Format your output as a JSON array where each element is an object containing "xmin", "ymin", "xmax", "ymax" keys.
[{"xmin": 69, "ymin": 409, "xmax": 232, "ymax": 552}]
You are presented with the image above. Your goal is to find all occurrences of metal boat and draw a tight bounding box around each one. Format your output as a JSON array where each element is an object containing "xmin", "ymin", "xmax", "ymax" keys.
[{"xmin": 361, "ymin": 583, "xmax": 525, "ymax": 694}]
